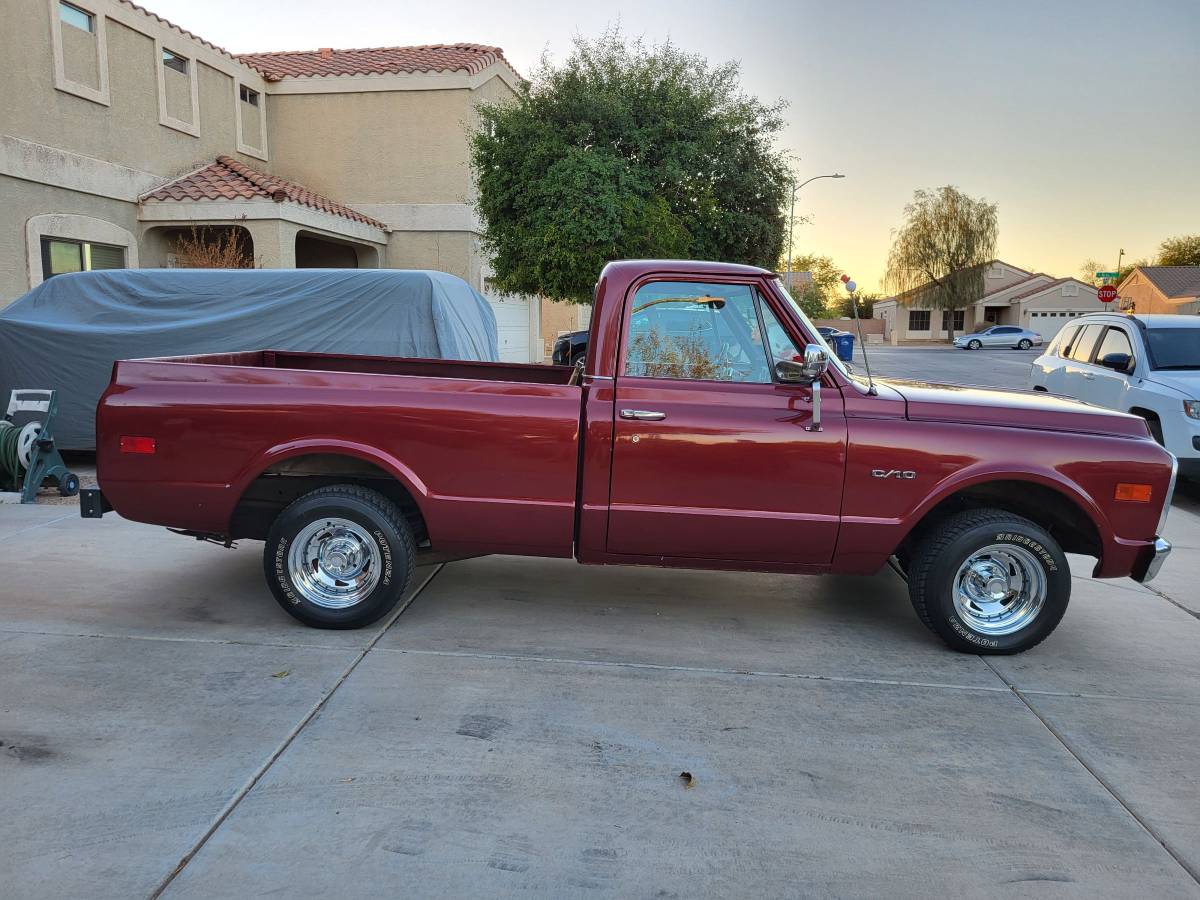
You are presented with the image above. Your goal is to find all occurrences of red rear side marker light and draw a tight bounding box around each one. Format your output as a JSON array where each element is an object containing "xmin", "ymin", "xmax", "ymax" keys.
[
  {"xmin": 1114, "ymin": 483, "xmax": 1152, "ymax": 502},
  {"xmin": 119, "ymin": 436, "xmax": 157, "ymax": 455}
]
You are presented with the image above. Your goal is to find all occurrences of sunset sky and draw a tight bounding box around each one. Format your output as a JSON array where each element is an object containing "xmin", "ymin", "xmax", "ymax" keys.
[{"xmin": 148, "ymin": 0, "xmax": 1199, "ymax": 292}]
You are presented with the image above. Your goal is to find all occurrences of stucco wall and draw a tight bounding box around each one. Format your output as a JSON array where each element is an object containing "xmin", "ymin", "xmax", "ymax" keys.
[
  {"xmin": 0, "ymin": 175, "xmax": 140, "ymax": 303},
  {"xmin": 1, "ymin": 1, "xmax": 266, "ymax": 177},
  {"xmin": 267, "ymin": 88, "xmax": 476, "ymax": 205},
  {"xmin": 387, "ymin": 231, "xmax": 477, "ymax": 284}
]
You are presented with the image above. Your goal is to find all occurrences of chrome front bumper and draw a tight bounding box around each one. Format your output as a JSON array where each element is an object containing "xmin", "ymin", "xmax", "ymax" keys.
[{"xmin": 1133, "ymin": 537, "xmax": 1172, "ymax": 584}]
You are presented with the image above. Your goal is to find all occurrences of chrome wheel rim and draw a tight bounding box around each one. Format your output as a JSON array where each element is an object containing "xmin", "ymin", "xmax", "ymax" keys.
[
  {"xmin": 287, "ymin": 517, "xmax": 382, "ymax": 609},
  {"xmin": 952, "ymin": 544, "xmax": 1047, "ymax": 636}
]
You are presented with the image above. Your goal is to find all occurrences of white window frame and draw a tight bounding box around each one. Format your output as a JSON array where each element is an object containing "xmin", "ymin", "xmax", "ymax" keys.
[
  {"xmin": 155, "ymin": 38, "xmax": 201, "ymax": 137},
  {"xmin": 48, "ymin": 0, "xmax": 110, "ymax": 106}
]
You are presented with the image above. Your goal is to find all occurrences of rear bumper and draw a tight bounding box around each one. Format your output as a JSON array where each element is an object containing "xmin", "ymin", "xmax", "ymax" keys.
[{"xmin": 1132, "ymin": 537, "xmax": 1172, "ymax": 584}]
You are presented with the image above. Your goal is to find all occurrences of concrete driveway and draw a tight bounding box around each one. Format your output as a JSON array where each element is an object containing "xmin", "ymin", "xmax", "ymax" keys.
[{"xmin": 1, "ymin": 503, "xmax": 1199, "ymax": 898}]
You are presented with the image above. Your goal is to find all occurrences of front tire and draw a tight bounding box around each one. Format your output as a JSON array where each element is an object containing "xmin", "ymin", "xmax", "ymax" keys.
[
  {"xmin": 968, "ymin": 339, "xmax": 982, "ymax": 350},
  {"xmin": 264, "ymin": 484, "xmax": 416, "ymax": 629},
  {"xmin": 908, "ymin": 509, "xmax": 1070, "ymax": 654}
]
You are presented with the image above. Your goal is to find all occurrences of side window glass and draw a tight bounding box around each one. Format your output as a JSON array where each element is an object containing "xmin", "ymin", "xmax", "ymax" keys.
[
  {"xmin": 1069, "ymin": 324, "xmax": 1104, "ymax": 362},
  {"xmin": 1056, "ymin": 325, "xmax": 1079, "ymax": 357},
  {"xmin": 1095, "ymin": 327, "xmax": 1134, "ymax": 366},
  {"xmin": 756, "ymin": 292, "xmax": 800, "ymax": 370},
  {"xmin": 624, "ymin": 282, "xmax": 773, "ymax": 383}
]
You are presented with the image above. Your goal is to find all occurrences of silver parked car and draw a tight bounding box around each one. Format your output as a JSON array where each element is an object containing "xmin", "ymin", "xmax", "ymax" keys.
[{"xmin": 953, "ymin": 325, "xmax": 1043, "ymax": 350}]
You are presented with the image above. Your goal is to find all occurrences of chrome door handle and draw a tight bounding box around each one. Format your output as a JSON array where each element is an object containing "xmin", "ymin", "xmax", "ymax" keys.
[
  {"xmin": 620, "ymin": 409, "xmax": 667, "ymax": 421},
  {"xmin": 1082, "ymin": 373, "xmax": 1095, "ymax": 380}
]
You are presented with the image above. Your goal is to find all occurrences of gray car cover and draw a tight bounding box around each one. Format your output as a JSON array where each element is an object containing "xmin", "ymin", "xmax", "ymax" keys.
[{"xmin": 0, "ymin": 268, "xmax": 499, "ymax": 448}]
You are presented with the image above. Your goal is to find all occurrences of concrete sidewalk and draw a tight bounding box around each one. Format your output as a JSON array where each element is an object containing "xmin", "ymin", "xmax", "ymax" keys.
[{"xmin": 1, "ymin": 505, "xmax": 1198, "ymax": 898}]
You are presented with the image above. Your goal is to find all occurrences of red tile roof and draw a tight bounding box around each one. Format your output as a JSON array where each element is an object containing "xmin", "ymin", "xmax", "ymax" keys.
[
  {"xmin": 237, "ymin": 44, "xmax": 514, "ymax": 81},
  {"xmin": 142, "ymin": 156, "xmax": 386, "ymax": 229}
]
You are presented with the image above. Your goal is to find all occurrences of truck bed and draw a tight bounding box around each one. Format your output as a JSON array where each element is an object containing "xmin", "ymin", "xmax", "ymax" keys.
[
  {"xmin": 97, "ymin": 350, "xmax": 583, "ymax": 556},
  {"xmin": 156, "ymin": 349, "xmax": 575, "ymax": 386}
]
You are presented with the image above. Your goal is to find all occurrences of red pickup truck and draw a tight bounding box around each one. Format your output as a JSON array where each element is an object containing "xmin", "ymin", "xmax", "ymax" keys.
[{"xmin": 83, "ymin": 260, "xmax": 1177, "ymax": 653}]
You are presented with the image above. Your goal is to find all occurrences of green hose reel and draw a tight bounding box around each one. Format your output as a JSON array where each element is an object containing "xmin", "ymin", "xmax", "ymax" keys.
[{"xmin": 0, "ymin": 389, "xmax": 79, "ymax": 503}]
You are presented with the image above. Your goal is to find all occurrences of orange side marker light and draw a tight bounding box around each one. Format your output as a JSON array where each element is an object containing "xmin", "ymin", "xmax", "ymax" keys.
[{"xmin": 1114, "ymin": 483, "xmax": 1152, "ymax": 502}]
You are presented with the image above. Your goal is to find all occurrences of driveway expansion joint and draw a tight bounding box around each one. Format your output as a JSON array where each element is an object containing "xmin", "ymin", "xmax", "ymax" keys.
[
  {"xmin": 147, "ymin": 563, "xmax": 444, "ymax": 899},
  {"xmin": 981, "ymin": 656, "xmax": 1200, "ymax": 888}
]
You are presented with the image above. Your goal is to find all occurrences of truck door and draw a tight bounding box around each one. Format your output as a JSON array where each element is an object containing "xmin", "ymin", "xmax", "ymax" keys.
[{"xmin": 606, "ymin": 278, "xmax": 847, "ymax": 565}]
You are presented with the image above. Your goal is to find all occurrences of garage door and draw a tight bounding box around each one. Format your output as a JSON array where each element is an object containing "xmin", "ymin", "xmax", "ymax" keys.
[
  {"xmin": 487, "ymin": 295, "xmax": 530, "ymax": 362},
  {"xmin": 1028, "ymin": 311, "xmax": 1082, "ymax": 344}
]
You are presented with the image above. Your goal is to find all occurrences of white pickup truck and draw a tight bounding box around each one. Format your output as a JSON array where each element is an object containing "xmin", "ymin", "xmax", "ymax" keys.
[{"xmin": 1028, "ymin": 313, "xmax": 1200, "ymax": 480}]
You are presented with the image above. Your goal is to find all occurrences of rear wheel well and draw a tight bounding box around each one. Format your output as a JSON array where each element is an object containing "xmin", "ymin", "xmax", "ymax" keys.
[
  {"xmin": 230, "ymin": 454, "xmax": 429, "ymax": 546},
  {"xmin": 896, "ymin": 479, "xmax": 1101, "ymax": 568}
]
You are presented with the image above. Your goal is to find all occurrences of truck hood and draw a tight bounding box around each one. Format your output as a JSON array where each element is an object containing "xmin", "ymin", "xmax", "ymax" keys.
[
  {"xmin": 880, "ymin": 378, "xmax": 1150, "ymax": 438},
  {"xmin": 1144, "ymin": 370, "xmax": 1200, "ymax": 399}
]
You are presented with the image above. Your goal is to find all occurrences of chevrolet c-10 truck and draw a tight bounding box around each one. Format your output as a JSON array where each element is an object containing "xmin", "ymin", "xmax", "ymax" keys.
[{"xmin": 81, "ymin": 260, "xmax": 1177, "ymax": 653}]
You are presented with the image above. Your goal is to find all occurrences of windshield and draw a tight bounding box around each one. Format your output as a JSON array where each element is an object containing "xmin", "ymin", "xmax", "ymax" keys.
[
  {"xmin": 771, "ymin": 279, "xmax": 858, "ymax": 382},
  {"xmin": 1146, "ymin": 327, "xmax": 1200, "ymax": 370}
]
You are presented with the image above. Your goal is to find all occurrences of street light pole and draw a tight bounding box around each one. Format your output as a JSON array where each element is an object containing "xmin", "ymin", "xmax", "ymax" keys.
[{"xmin": 785, "ymin": 173, "xmax": 845, "ymax": 290}]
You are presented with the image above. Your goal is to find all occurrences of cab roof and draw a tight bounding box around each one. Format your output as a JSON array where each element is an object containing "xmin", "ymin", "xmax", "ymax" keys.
[{"xmin": 599, "ymin": 260, "xmax": 774, "ymax": 279}]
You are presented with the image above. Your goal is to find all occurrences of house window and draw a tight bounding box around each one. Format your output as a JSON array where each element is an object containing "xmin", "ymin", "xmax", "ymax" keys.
[
  {"xmin": 987, "ymin": 265, "xmax": 1003, "ymax": 279},
  {"xmin": 941, "ymin": 309, "xmax": 965, "ymax": 330},
  {"xmin": 239, "ymin": 85, "xmax": 259, "ymax": 106},
  {"xmin": 59, "ymin": 1, "xmax": 93, "ymax": 32},
  {"xmin": 1063, "ymin": 282, "xmax": 1079, "ymax": 297},
  {"xmin": 908, "ymin": 310, "xmax": 931, "ymax": 330},
  {"xmin": 162, "ymin": 49, "xmax": 189, "ymax": 75},
  {"xmin": 40, "ymin": 237, "xmax": 125, "ymax": 279}
]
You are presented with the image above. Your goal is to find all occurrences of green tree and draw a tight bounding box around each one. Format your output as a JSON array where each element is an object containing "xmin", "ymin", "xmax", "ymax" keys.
[
  {"xmin": 471, "ymin": 30, "xmax": 791, "ymax": 303},
  {"xmin": 1157, "ymin": 234, "xmax": 1200, "ymax": 267},
  {"xmin": 884, "ymin": 186, "xmax": 998, "ymax": 342},
  {"xmin": 780, "ymin": 253, "xmax": 845, "ymax": 317},
  {"xmin": 831, "ymin": 291, "xmax": 879, "ymax": 318}
]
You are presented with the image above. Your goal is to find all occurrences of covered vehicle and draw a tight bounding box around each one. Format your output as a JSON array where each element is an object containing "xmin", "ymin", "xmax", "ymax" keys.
[{"xmin": 0, "ymin": 268, "xmax": 498, "ymax": 448}]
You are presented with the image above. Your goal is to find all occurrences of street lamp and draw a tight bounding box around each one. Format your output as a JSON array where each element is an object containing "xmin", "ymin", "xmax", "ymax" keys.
[{"xmin": 786, "ymin": 173, "xmax": 845, "ymax": 289}]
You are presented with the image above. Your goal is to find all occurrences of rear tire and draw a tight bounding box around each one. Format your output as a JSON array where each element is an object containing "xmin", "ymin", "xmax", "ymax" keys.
[
  {"xmin": 264, "ymin": 484, "xmax": 416, "ymax": 629},
  {"xmin": 908, "ymin": 509, "xmax": 1070, "ymax": 654},
  {"xmin": 1018, "ymin": 339, "xmax": 1032, "ymax": 350}
]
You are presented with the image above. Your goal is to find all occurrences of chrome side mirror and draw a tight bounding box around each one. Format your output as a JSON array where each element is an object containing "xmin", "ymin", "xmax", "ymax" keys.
[
  {"xmin": 775, "ymin": 344, "xmax": 829, "ymax": 384},
  {"xmin": 776, "ymin": 344, "xmax": 830, "ymax": 432}
]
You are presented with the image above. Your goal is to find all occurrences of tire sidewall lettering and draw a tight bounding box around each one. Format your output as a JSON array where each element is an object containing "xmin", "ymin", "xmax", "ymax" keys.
[{"xmin": 946, "ymin": 529, "xmax": 1060, "ymax": 648}]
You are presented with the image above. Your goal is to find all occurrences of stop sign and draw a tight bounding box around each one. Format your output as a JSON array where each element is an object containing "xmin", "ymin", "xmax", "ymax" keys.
[{"xmin": 1098, "ymin": 285, "xmax": 1118, "ymax": 303}]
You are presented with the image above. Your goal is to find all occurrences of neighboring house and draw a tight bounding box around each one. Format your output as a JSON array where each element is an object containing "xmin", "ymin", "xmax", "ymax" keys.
[
  {"xmin": 1117, "ymin": 266, "xmax": 1200, "ymax": 316},
  {"xmin": 873, "ymin": 261, "xmax": 1101, "ymax": 344},
  {"xmin": 0, "ymin": 0, "xmax": 543, "ymax": 361}
]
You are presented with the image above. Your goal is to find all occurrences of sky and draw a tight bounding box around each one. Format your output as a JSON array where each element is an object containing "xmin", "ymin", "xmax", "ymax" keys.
[{"xmin": 148, "ymin": 0, "xmax": 1199, "ymax": 292}]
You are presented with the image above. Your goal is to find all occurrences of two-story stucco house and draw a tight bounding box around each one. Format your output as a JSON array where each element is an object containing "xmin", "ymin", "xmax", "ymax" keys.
[
  {"xmin": 0, "ymin": 0, "xmax": 543, "ymax": 361},
  {"xmin": 873, "ymin": 261, "xmax": 1102, "ymax": 344}
]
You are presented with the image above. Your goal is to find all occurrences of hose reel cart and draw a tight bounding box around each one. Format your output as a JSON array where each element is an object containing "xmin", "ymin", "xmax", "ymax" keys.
[{"xmin": 0, "ymin": 389, "xmax": 79, "ymax": 503}]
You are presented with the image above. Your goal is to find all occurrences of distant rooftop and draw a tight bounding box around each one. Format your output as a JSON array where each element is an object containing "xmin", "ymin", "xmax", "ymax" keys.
[
  {"xmin": 1130, "ymin": 266, "xmax": 1200, "ymax": 300},
  {"xmin": 237, "ymin": 44, "xmax": 516, "ymax": 81}
]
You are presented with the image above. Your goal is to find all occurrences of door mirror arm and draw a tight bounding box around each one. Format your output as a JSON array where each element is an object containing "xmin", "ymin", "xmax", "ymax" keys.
[{"xmin": 776, "ymin": 344, "xmax": 830, "ymax": 431}]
